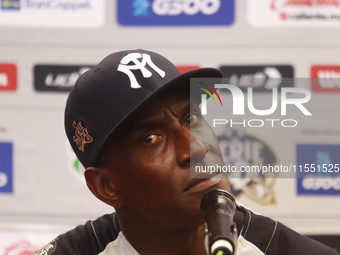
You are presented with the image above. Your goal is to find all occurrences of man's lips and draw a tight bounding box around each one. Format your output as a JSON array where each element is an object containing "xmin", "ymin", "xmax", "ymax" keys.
[{"xmin": 184, "ymin": 173, "xmax": 221, "ymax": 192}]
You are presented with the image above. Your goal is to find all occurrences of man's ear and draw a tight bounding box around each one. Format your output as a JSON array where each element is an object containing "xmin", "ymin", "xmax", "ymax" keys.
[{"xmin": 84, "ymin": 167, "xmax": 125, "ymax": 209}]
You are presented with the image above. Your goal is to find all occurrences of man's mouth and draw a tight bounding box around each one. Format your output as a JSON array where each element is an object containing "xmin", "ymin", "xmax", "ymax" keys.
[{"xmin": 184, "ymin": 173, "xmax": 222, "ymax": 193}]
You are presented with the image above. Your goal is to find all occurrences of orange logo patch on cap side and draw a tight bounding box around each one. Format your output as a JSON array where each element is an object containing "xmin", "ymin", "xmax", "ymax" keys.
[{"xmin": 72, "ymin": 120, "xmax": 93, "ymax": 152}]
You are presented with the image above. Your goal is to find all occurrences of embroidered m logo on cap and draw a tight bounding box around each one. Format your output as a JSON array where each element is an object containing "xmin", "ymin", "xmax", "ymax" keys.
[{"xmin": 117, "ymin": 53, "xmax": 165, "ymax": 89}]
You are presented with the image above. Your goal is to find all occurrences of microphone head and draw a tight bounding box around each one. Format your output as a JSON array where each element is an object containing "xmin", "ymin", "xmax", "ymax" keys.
[
  {"xmin": 200, "ymin": 189, "xmax": 236, "ymax": 213},
  {"xmin": 200, "ymin": 189, "xmax": 237, "ymax": 255}
]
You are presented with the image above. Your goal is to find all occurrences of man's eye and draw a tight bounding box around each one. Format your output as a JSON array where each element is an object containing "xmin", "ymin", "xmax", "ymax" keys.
[
  {"xmin": 186, "ymin": 114, "xmax": 199, "ymax": 125},
  {"xmin": 143, "ymin": 134, "xmax": 162, "ymax": 144}
]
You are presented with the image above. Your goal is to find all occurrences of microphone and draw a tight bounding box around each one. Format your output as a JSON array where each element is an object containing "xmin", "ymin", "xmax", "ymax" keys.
[{"xmin": 200, "ymin": 189, "xmax": 237, "ymax": 255}]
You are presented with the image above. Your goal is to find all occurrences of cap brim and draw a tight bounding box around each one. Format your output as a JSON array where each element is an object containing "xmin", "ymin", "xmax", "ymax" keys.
[
  {"xmin": 147, "ymin": 67, "xmax": 223, "ymax": 104},
  {"xmin": 97, "ymin": 67, "xmax": 223, "ymax": 161}
]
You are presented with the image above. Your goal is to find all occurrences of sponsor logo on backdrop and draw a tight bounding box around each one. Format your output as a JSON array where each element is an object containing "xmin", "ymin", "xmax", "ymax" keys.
[
  {"xmin": 0, "ymin": 0, "xmax": 104, "ymax": 27},
  {"xmin": 0, "ymin": 142, "xmax": 13, "ymax": 193},
  {"xmin": 219, "ymin": 65, "xmax": 294, "ymax": 91},
  {"xmin": 34, "ymin": 65, "xmax": 92, "ymax": 92},
  {"xmin": 217, "ymin": 126, "xmax": 278, "ymax": 205},
  {"xmin": 0, "ymin": 64, "xmax": 17, "ymax": 91},
  {"xmin": 1, "ymin": 0, "xmax": 92, "ymax": 11},
  {"xmin": 297, "ymin": 144, "xmax": 340, "ymax": 195},
  {"xmin": 311, "ymin": 65, "xmax": 340, "ymax": 92},
  {"xmin": 176, "ymin": 65, "xmax": 200, "ymax": 74},
  {"xmin": 249, "ymin": 0, "xmax": 340, "ymax": 26},
  {"xmin": 1, "ymin": 0, "xmax": 20, "ymax": 10},
  {"xmin": 117, "ymin": 0, "xmax": 234, "ymax": 26},
  {"xmin": 4, "ymin": 241, "xmax": 40, "ymax": 255}
]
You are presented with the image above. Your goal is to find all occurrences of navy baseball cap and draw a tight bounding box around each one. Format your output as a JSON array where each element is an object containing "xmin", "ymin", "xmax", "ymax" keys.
[{"xmin": 65, "ymin": 49, "xmax": 223, "ymax": 168}]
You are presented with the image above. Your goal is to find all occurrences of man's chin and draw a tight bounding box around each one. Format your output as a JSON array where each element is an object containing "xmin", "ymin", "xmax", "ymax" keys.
[{"xmin": 216, "ymin": 176, "xmax": 232, "ymax": 193}]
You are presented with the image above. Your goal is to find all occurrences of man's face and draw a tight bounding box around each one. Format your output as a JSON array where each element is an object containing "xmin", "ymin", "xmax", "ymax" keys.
[{"xmin": 99, "ymin": 89, "xmax": 231, "ymax": 231}]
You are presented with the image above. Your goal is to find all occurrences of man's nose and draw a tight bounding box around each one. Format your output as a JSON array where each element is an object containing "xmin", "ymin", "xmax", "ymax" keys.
[{"xmin": 175, "ymin": 128, "xmax": 210, "ymax": 167}]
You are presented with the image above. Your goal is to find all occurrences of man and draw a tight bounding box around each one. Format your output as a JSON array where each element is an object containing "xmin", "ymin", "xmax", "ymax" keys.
[{"xmin": 34, "ymin": 50, "xmax": 338, "ymax": 255}]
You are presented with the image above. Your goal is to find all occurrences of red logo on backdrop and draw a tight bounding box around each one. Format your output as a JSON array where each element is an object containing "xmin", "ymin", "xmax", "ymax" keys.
[
  {"xmin": 176, "ymin": 65, "xmax": 200, "ymax": 74},
  {"xmin": 311, "ymin": 65, "xmax": 340, "ymax": 92},
  {"xmin": 0, "ymin": 64, "xmax": 17, "ymax": 91},
  {"xmin": 271, "ymin": 0, "xmax": 340, "ymax": 10},
  {"xmin": 280, "ymin": 12, "xmax": 288, "ymax": 19},
  {"xmin": 4, "ymin": 241, "xmax": 40, "ymax": 255}
]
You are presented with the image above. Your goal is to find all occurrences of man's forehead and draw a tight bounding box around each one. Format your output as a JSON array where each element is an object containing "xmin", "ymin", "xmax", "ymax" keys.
[{"xmin": 131, "ymin": 96, "xmax": 192, "ymax": 125}]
